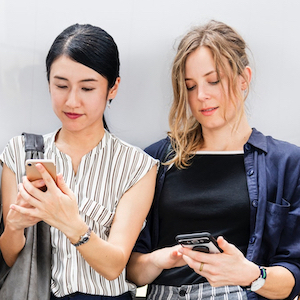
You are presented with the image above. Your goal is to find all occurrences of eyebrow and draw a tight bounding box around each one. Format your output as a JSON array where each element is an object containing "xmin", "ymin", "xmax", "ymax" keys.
[
  {"xmin": 53, "ymin": 76, "xmax": 98, "ymax": 82},
  {"xmin": 185, "ymin": 70, "xmax": 216, "ymax": 81}
]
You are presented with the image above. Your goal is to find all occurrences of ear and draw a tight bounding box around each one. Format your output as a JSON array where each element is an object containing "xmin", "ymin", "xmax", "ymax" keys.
[
  {"xmin": 240, "ymin": 66, "xmax": 252, "ymax": 90},
  {"xmin": 107, "ymin": 77, "xmax": 121, "ymax": 101}
]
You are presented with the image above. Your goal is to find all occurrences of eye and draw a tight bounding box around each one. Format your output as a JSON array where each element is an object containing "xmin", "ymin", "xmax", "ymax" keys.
[
  {"xmin": 209, "ymin": 80, "xmax": 220, "ymax": 85},
  {"xmin": 56, "ymin": 85, "xmax": 68, "ymax": 89},
  {"xmin": 186, "ymin": 85, "xmax": 196, "ymax": 91},
  {"xmin": 82, "ymin": 87, "xmax": 95, "ymax": 92}
]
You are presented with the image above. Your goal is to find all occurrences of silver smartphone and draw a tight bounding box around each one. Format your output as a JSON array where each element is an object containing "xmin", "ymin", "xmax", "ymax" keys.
[
  {"xmin": 25, "ymin": 159, "xmax": 56, "ymax": 182},
  {"xmin": 175, "ymin": 232, "xmax": 222, "ymax": 253}
]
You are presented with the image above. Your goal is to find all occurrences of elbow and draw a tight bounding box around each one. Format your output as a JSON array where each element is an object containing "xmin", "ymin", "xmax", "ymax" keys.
[
  {"xmin": 126, "ymin": 264, "xmax": 148, "ymax": 287},
  {"xmin": 128, "ymin": 276, "xmax": 148, "ymax": 287},
  {"xmin": 100, "ymin": 266, "xmax": 124, "ymax": 281}
]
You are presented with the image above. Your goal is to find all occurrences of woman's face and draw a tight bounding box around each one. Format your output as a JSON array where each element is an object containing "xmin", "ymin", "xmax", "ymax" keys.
[
  {"xmin": 49, "ymin": 56, "xmax": 119, "ymax": 134},
  {"xmin": 185, "ymin": 46, "xmax": 243, "ymax": 134}
]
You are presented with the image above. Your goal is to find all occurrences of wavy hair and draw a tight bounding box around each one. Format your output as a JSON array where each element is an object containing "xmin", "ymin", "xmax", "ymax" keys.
[{"xmin": 168, "ymin": 20, "xmax": 250, "ymax": 168}]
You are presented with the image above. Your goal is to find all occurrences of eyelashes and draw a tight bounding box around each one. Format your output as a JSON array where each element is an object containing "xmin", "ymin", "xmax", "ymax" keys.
[{"xmin": 186, "ymin": 80, "xmax": 220, "ymax": 91}]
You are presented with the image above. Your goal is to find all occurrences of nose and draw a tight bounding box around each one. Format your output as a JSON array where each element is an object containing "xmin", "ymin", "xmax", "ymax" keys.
[
  {"xmin": 65, "ymin": 88, "xmax": 80, "ymax": 108},
  {"xmin": 197, "ymin": 85, "xmax": 210, "ymax": 102}
]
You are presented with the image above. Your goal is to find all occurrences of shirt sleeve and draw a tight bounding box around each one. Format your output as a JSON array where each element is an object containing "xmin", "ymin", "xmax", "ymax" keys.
[
  {"xmin": 269, "ymin": 174, "xmax": 300, "ymax": 299},
  {"xmin": 0, "ymin": 135, "xmax": 26, "ymax": 183},
  {"xmin": 123, "ymin": 147, "xmax": 159, "ymax": 193}
]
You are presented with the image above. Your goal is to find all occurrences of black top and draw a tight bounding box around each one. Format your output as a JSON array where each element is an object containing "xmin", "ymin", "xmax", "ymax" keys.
[{"xmin": 153, "ymin": 153, "xmax": 250, "ymax": 286}]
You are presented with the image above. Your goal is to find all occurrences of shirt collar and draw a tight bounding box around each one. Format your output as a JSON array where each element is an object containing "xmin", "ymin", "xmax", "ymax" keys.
[{"xmin": 245, "ymin": 128, "xmax": 268, "ymax": 153}]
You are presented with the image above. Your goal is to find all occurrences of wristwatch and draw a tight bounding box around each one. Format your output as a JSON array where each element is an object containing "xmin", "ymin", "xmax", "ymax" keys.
[
  {"xmin": 72, "ymin": 227, "xmax": 92, "ymax": 247},
  {"xmin": 246, "ymin": 266, "xmax": 267, "ymax": 292}
]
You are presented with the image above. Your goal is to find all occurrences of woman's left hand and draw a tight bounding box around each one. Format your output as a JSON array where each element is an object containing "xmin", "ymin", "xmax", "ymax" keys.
[
  {"xmin": 178, "ymin": 236, "xmax": 259, "ymax": 287},
  {"xmin": 10, "ymin": 163, "xmax": 83, "ymax": 235}
]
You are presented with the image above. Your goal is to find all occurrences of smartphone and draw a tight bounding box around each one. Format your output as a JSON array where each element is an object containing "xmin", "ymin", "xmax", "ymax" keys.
[
  {"xmin": 175, "ymin": 232, "xmax": 222, "ymax": 253},
  {"xmin": 25, "ymin": 159, "xmax": 57, "ymax": 182}
]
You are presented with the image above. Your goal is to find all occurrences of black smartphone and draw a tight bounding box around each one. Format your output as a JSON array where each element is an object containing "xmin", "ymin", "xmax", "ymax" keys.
[{"xmin": 175, "ymin": 232, "xmax": 222, "ymax": 253}]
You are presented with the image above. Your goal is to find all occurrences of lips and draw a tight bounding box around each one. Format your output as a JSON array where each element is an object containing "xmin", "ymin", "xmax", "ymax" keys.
[
  {"xmin": 64, "ymin": 112, "xmax": 83, "ymax": 119},
  {"xmin": 200, "ymin": 107, "xmax": 218, "ymax": 116}
]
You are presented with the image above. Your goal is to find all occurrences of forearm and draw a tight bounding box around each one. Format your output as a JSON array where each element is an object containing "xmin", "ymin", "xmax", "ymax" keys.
[
  {"xmin": 127, "ymin": 252, "xmax": 163, "ymax": 286},
  {"xmin": 75, "ymin": 232, "xmax": 128, "ymax": 280},
  {"xmin": 0, "ymin": 226, "xmax": 26, "ymax": 267},
  {"xmin": 65, "ymin": 222, "xmax": 129, "ymax": 280},
  {"xmin": 254, "ymin": 266, "xmax": 295, "ymax": 299}
]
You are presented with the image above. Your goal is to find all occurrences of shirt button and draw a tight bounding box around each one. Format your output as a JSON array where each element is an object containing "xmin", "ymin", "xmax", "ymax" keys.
[
  {"xmin": 250, "ymin": 236, "xmax": 256, "ymax": 243},
  {"xmin": 245, "ymin": 144, "xmax": 251, "ymax": 151},
  {"xmin": 179, "ymin": 289, "xmax": 186, "ymax": 297},
  {"xmin": 67, "ymin": 254, "xmax": 72, "ymax": 259},
  {"xmin": 247, "ymin": 169, "xmax": 254, "ymax": 176},
  {"xmin": 252, "ymin": 200, "xmax": 258, "ymax": 207}
]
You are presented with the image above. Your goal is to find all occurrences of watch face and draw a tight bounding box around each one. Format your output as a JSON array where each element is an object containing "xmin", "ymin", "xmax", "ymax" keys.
[{"xmin": 251, "ymin": 277, "xmax": 266, "ymax": 292}]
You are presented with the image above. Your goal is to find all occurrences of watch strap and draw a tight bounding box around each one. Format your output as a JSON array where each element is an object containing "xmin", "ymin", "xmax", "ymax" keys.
[
  {"xmin": 72, "ymin": 227, "xmax": 92, "ymax": 247},
  {"xmin": 246, "ymin": 266, "xmax": 267, "ymax": 291}
]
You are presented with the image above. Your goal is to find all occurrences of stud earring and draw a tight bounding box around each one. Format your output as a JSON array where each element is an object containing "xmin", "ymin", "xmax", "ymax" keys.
[{"xmin": 107, "ymin": 99, "xmax": 113, "ymax": 108}]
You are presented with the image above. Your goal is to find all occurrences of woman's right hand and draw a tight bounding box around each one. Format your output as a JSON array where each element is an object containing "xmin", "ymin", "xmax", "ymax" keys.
[
  {"xmin": 5, "ymin": 180, "xmax": 44, "ymax": 231},
  {"xmin": 151, "ymin": 244, "xmax": 186, "ymax": 270},
  {"xmin": 0, "ymin": 165, "xmax": 43, "ymax": 267},
  {"xmin": 127, "ymin": 245, "xmax": 186, "ymax": 286}
]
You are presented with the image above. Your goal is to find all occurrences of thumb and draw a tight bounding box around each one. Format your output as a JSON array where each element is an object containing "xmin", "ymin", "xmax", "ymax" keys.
[
  {"xmin": 217, "ymin": 236, "xmax": 235, "ymax": 254},
  {"xmin": 56, "ymin": 173, "xmax": 70, "ymax": 195},
  {"xmin": 170, "ymin": 249, "xmax": 182, "ymax": 260}
]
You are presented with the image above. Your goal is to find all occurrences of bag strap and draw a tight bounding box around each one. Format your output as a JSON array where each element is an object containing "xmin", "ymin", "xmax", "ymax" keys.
[{"xmin": 22, "ymin": 132, "xmax": 44, "ymax": 160}]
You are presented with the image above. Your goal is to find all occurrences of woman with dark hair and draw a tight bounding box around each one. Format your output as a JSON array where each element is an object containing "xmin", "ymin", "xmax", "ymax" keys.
[
  {"xmin": 127, "ymin": 20, "xmax": 300, "ymax": 300},
  {"xmin": 0, "ymin": 24, "xmax": 157, "ymax": 300}
]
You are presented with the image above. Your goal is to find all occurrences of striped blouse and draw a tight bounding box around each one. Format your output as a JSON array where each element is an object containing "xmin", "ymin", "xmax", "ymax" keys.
[{"xmin": 0, "ymin": 129, "xmax": 158, "ymax": 297}]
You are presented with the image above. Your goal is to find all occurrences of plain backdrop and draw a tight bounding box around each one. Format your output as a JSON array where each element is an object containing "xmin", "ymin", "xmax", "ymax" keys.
[{"xmin": 1, "ymin": 0, "xmax": 300, "ymax": 152}]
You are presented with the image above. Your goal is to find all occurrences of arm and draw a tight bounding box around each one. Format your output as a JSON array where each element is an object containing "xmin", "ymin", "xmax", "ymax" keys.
[
  {"xmin": 0, "ymin": 164, "xmax": 41, "ymax": 266},
  {"xmin": 179, "ymin": 236, "xmax": 295, "ymax": 299},
  {"xmin": 11, "ymin": 163, "xmax": 158, "ymax": 280},
  {"xmin": 127, "ymin": 246, "xmax": 185, "ymax": 286}
]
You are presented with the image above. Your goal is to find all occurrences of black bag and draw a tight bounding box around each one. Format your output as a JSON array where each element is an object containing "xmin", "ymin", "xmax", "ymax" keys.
[{"xmin": 0, "ymin": 133, "xmax": 51, "ymax": 300}]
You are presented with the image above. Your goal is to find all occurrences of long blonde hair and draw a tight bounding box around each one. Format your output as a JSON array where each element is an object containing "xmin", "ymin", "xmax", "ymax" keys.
[{"xmin": 168, "ymin": 20, "xmax": 250, "ymax": 169}]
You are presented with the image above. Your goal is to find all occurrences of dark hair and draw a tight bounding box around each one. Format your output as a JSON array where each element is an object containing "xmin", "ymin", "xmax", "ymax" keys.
[
  {"xmin": 46, "ymin": 24, "xmax": 120, "ymax": 130},
  {"xmin": 46, "ymin": 24, "xmax": 120, "ymax": 88}
]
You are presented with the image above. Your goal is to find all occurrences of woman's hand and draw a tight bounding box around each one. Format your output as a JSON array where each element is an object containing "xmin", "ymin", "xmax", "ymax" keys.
[
  {"xmin": 10, "ymin": 163, "xmax": 83, "ymax": 237},
  {"xmin": 5, "ymin": 179, "xmax": 45, "ymax": 231},
  {"xmin": 178, "ymin": 236, "xmax": 295, "ymax": 299},
  {"xmin": 151, "ymin": 244, "xmax": 186, "ymax": 270},
  {"xmin": 178, "ymin": 236, "xmax": 259, "ymax": 287},
  {"xmin": 127, "ymin": 245, "xmax": 186, "ymax": 286}
]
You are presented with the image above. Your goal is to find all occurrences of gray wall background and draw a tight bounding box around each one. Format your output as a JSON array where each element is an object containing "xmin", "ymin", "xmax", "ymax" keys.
[{"xmin": 1, "ymin": 0, "xmax": 300, "ymax": 152}]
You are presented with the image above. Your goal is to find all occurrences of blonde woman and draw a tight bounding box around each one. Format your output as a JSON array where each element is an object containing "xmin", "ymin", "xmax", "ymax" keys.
[{"xmin": 127, "ymin": 20, "xmax": 300, "ymax": 300}]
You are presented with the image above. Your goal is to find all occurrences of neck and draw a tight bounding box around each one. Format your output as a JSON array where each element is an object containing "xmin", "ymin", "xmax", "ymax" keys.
[
  {"xmin": 56, "ymin": 126, "xmax": 105, "ymax": 153},
  {"xmin": 200, "ymin": 116, "xmax": 252, "ymax": 151}
]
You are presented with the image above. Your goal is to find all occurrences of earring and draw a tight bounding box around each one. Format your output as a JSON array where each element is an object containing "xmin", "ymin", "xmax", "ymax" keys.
[{"xmin": 107, "ymin": 99, "xmax": 113, "ymax": 108}]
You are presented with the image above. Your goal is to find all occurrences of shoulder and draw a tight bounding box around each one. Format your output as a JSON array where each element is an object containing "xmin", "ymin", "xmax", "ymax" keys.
[
  {"xmin": 107, "ymin": 132, "xmax": 156, "ymax": 161},
  {"xmin": 144, "ymin": 137, "xmax": 171, "ymax": 159},
  {"xmin": 264, "ymin": 134, "xmax": 300, "ymax": 159},
  {"xmin": 249, "ymin": 128, "xmax": 300, "ymax": 165},
  {"xmin": 43, "ymin": 130, "xmax": 57, "ymax": 149},
  {"xmin": 3, "ymin": 135, "xmax": 25, "ymax": 152}
]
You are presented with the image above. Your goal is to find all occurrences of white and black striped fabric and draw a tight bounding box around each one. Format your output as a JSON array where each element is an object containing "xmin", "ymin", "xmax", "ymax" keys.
[
  {"xmin": 147, "ymin": 283, "xmax": 247, "ymax": 300},
  {"xmin": 0, "ymin": 129, "xmax": 158, "ymax": 297}
]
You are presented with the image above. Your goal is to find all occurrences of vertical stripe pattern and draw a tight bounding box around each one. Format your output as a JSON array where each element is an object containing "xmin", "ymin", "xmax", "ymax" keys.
[
  {"xmin": 147, "ymin": 283, "xmax": 247, "ymax": 300},
  {"xmin": 0, "ymin": 130, "xmax": 158, "ymax": 297}
]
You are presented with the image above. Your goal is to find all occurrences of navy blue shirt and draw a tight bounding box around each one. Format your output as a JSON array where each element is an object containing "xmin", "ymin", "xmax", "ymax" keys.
[{"xmin": 133, "ymin": 128, "xmax": 300, "ymax": 300}]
